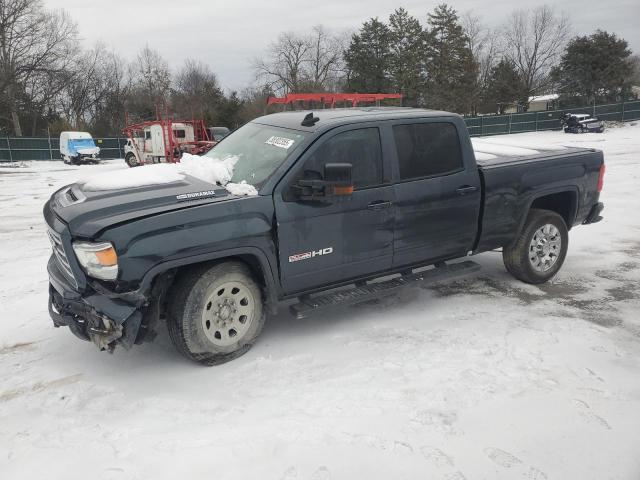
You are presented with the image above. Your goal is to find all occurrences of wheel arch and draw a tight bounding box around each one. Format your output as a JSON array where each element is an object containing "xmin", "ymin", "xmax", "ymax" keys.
[
  {"xmin": 140, "ymin": 247, "xmax": 279, "ymax": 314},
  {"xmin": 518, "ymin": 188, "xmax": 578, "ymax": 236}
]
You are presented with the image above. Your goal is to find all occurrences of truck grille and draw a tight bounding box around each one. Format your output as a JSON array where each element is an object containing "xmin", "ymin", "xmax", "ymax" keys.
[{"xmin": 47, "ymin": 228, "xmax": 77, "ymax": 286}]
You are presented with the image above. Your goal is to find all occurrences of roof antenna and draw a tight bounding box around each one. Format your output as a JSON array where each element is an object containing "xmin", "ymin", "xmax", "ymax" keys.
[{"xmin": 301, "ymin": 112, "xmax": 320, "ymax": 127}]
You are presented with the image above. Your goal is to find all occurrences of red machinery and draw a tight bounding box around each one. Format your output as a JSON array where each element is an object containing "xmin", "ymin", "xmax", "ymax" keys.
[
  {"xmin": 267, "ymin": 93, "xmax": 403, "ymax": 108},
  {"xmin": 122, "ymin": 107, "xmax": 215, "ymax": 165}
]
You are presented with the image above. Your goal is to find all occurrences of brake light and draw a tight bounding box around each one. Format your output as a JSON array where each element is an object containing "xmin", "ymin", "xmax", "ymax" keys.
[{"xmin": 597, "ymin": 164, "xmax": 605, "ymax": 192}]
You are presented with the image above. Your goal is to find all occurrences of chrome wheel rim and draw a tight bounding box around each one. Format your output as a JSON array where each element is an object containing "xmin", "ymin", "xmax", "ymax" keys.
[
  {"xmin": 529, "ymin": 224, "xmax": 561, "ymax": 272},
  {"xmin": 201, "ymin": 281, "xmax": 255, "ymax": 347}
]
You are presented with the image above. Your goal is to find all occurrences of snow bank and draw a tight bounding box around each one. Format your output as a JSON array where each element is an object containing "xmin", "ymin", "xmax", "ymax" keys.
[{"xmin": 80, "ymin": 152, "xmax": 257, "ymax": 196}]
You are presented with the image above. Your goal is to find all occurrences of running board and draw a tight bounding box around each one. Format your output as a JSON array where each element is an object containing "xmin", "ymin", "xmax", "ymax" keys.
[{"xmin": 289, "ymin": 260, "xmax": 480, "ymax": 319}]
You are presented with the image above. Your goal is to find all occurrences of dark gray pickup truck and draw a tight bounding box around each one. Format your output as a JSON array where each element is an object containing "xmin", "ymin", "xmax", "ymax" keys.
[{"xmin": 44, "ymin": 108, "xmax": 605, "ymax": 365}]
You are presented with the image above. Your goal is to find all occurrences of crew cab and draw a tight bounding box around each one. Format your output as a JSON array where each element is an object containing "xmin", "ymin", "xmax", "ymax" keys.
[{"xmin": 44, "ymin": 108, "xmax": 605, "ymax": 365}]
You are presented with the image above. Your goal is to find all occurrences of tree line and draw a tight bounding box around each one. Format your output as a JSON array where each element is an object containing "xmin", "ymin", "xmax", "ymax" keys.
[
  {"xmin": 0, "ymin": 0, "xmax": 246, "ymax": 136},
  {"xmin": 258, "ymin": 5, "xmax": 638, "ymax": 115},
  {"xmin": 1, "ymin": 0, "xmax": 638, "ymax": 137}
]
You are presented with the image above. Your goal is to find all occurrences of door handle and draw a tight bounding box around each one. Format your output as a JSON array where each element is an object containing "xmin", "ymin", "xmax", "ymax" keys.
[
  {"xmin": 456, "ymin": 185, "xmax": 478, "ymax": 196},
  {"xmin": 367, "ymin": 200, "xmax": 393, "ymax": 211}
]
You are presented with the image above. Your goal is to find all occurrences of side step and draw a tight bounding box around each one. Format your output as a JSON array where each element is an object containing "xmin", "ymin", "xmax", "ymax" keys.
[{"xmin": 289, "ymin": 260, "xmax": 480, "ymax": 319}]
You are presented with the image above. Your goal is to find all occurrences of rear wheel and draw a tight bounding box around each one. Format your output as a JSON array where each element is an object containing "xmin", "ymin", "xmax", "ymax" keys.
[
  {"xmin": 167, "ymin": 262, "xmax": 265, "ymax": 365},
  {"xmin": 503, "ymin": 209, "xmax": 569, "ymax": 284}
]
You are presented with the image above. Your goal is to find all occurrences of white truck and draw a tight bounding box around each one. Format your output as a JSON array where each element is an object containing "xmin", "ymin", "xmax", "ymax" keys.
[
  {"xmin": 59, "ymin": 131, "xmax": 100, "ymax": 165},
  {"xmin": 123, "ymin": 120, "xmax": 213, "ymax": 167}
]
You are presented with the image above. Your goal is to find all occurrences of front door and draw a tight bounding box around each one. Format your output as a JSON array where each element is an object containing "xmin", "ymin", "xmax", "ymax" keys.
[
  {"xmin": 274, "ymin": 126, "xmax": 395, "ymax": 294},
  {"xmin": 390, "ymin": 121, "xmax": 481, "ymax": 267}
]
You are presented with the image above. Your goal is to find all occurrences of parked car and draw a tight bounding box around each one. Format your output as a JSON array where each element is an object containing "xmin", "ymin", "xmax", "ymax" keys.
[
  {"xmin": 561, "ymin": 113, "xmax": 605, "ymax": 133},
  {"xmin": 44, "ymin": 108, "xmax": 605, "ymax": 365},
  {"xmin": 59, "ymin": 131, "xmax": 100, "ymax": 164}
]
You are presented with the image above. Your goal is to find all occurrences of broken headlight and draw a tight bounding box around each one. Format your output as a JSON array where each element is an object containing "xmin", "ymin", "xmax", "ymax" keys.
[{"xmin": 72, "ymin": 241, "xmax": 118, "ymax": 281}]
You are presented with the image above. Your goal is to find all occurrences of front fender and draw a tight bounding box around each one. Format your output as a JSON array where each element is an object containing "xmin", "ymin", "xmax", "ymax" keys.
[
  {"xmin": 97, "ymin": 196, "xmax": 280, "ymax": 306},
  {"xmin": 136, "ymin": 246, "xmax": 280, "ymax": 313}
]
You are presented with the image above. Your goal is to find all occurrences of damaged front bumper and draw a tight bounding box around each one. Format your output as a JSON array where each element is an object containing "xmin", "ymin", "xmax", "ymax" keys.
[{"xmin": 47, "ymin": 255, "xmax": 144, "ymax": 351}]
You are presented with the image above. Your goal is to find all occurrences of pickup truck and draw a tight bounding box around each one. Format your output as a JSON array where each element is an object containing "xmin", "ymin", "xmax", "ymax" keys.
[{"xmin": 44, "ymin": 108, "xmax": 605, "ymax": 365}]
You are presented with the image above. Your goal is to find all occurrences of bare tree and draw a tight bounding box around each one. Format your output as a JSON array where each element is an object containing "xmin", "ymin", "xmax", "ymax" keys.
[
  {"xmin": 463, "ymin": 12, "xmax": 499, "ymax": 88},
  {"xmin": 23, "ymin": 65, "xmax": 65, "ymax": 135},
  {"xmin": 126, "ymin": 46, "xmax": 171, "ymax": 119},
  {"xmin": 629, "ymin": 54, "xmax": 640, "ymax": 86},
  {"xmin": 58, "ymin": 43, "xmax": 109, "ymax": 128},
  {"xmin": 503, "ymin": 5, "xmax": 570, "ymax": 96},
  {"xmin": 253, "ymin": 26, "xmax": 345, "ymax": 95},
  {"xmin": 95, "ymin": 50, "xmax": 132, "ymax": 133},
  {"xmin": 462, "ymin": 11, "xmax": 501, "ymax": 112},
  {"xmin": 307, "ymin": 25, "xmax": 345, "ymax": 91},
  {"xmin": 172, "ymin": 59, "xmax": 224, "ymax": 121},
  {"xmin": 0, "ymin": 0, "xmax": 77, "ymax": 135},
  {"xmin": 253, "ymin": 31, "xmax": 310, "ymax": 94}
]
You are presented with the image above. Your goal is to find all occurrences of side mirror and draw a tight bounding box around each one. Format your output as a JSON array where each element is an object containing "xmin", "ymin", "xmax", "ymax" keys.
[
  {"xmin": 324, "ymin": 163, "xmax": 353, "ymax": 196},
  {"xmin": 291, "ymin": 163, "xmax": 353, "ymax": 202}
]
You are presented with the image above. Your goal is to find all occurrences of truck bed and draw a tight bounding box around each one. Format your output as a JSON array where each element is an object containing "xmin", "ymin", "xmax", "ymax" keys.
[
  {"xmin": 470, "ymin": 137, "xmax": 604, "ymax": 254},
  {"xmin": 472, "ymin": 137, "xmax": 595, "ymax": 168}
]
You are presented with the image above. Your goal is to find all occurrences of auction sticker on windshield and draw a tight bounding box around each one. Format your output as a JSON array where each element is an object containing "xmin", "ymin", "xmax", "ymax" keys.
[{"xmin": 265, "ymin": 136, "xmax": 295, "ymax": 149}]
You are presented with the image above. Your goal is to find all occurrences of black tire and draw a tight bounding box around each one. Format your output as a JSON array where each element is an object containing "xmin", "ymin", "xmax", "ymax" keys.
[
  {"xmin": 167, "ymin": 261, "xmax": 265, "ymax": 365},
  {"xmin": 502, "ymin": 209, "xmax": 569, "ymax": 284},
  {"xmin": 125, "ymin": 153, "xmax": 139, "ymax": 168}
]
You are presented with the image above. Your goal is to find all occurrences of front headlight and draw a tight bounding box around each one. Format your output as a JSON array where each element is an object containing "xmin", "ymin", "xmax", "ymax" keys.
[{"xmin": 72, "ymin": 241, "xmax": 118, "ymax": 281}]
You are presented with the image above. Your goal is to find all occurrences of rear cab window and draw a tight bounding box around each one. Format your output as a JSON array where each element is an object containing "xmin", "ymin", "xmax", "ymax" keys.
[{"xmin": 392, "ymin": 122, "xmax": 463, "ymax": 181}]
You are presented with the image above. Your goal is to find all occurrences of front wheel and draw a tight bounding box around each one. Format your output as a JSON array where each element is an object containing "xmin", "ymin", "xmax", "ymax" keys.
[
  {"xmin": 167, "ymin": 262, "xmax": 265, "ymax": 365},
  {"xmin": 125, "ymin": 153, "xmax": 139, "ymax": 168},
  {"xmin": 503, "ymin": 209, "xmax": 569, "ymax": 284}
]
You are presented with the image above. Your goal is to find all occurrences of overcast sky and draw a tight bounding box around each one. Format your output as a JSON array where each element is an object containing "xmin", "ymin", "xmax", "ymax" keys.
[{"xmin": 46, "ymin": 0, "xmax": 640, "ymax": 92}]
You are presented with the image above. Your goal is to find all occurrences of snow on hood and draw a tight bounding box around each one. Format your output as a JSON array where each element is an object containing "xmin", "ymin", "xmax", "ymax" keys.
[
  {"xmin": 80, "ymin": 163, "xmax": 184, "ymax": 191},
  {"xmin": 79, "ymin": 152, "xmax": 258, "ymax": 196},
  {"xmin": 225, "ymin": 180, "xmax": 258, "ymax": 196}
]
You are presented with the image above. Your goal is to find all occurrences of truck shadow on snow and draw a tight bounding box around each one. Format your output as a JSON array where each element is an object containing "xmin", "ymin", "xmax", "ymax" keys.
[{"xmin": 426, "ymin": 260, "xmax": 639, "ymax": 331}]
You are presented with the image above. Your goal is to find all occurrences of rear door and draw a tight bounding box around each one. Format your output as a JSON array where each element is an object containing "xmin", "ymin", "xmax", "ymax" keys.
[
  {"xmin": 390, "ymin": 120, "xmax": 481, "ymax": 267},
  {"xmin": 274, "ymin": 125, "xmax": 395, "ymax": 294},
  {"xmin": 151, "ymin": 126, "xmax": 164, "ymax": 156}
]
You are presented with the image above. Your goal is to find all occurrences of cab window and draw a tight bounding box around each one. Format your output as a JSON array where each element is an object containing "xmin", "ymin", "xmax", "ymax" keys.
[
  {"xmin": 393, "ymin": 123, "xmax": 463, "ymax": 180},
  {"xmin": 302, "ymin": 128, "xmax": 383, "ymax": 189}
]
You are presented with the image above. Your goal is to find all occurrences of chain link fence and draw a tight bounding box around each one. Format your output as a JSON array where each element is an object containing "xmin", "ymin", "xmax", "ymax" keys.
[
  {"xmin": 0, "ymin": 136, "xmax": 127, "ymax": 162},
  {"xmin": 463, "ymin": 100, "xmax": 640, "ymax": 137},
  {"xmin": 2, "ymin": 100, "xmax": 640, "ymax": 161}
]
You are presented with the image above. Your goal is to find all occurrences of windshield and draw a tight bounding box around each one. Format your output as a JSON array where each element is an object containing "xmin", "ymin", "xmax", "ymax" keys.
[
  {"xmin": 69, "ymin": 138, "xmax": 96, "ymax": 148},
  {"xmin": 204, "ymin": 123, "xmax": 306, "ymax": 187}
]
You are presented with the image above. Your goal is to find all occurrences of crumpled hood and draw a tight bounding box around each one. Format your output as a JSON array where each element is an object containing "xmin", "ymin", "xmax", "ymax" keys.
[
  {"xmin": 77, "ymin": 146, "xmax": 100, "ymax": 155},
  {"xmin": 48, "ymin": 174, "xmax": 236, "ymax": 238}
]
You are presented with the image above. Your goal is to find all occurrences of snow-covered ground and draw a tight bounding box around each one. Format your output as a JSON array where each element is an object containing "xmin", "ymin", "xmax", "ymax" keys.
[{"xmin": 1, "ymin": 125, "xmax": 639, "ymax": 480}]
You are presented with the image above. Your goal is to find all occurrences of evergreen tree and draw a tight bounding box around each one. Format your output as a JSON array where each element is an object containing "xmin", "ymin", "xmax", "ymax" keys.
[
  {"xmin": 423, "ymin": 4, "xmax": 478, "ymax": 113},
  {"xmin": 344, "ymin": 18, "xmax": 392, "ymax": 93},
  {"xmin": 553, "ymin": 31, "xmax": 633, "ymax": 103},
  {"xmin": 388, "ymin": 8, "xmax": 426, "ymax": 106},
  {"xmin": 217, "ymin": 92, "xmax": 244, "ymax": 129},
  {"xmin": 484, "ymin": 58, "xmax": 528, "ymax": 113}
]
